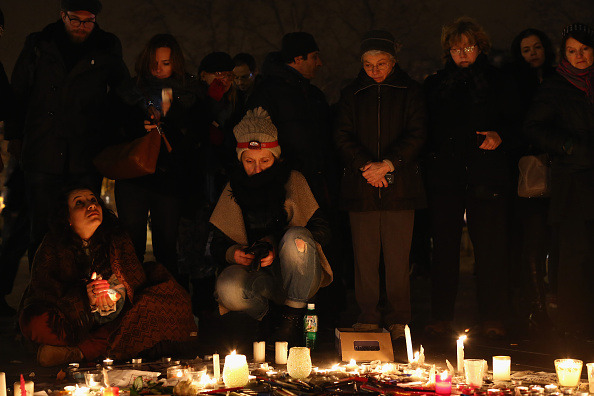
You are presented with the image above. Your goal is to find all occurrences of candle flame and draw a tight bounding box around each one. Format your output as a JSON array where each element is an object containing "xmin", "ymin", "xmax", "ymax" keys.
[
  {"xmin": 230, "ymin": 350, "xmax": 236, "ymax": 355},
  {"xmin": 349, "ymin": 359, "xmax": 357, "ymax": 365},
  {"xmin": 458, "ymin": 335, "xmax": 467, "ymax": 342}
]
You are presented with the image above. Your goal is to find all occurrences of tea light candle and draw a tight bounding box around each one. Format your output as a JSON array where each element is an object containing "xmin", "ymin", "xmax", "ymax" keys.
[
  {"xmin": 493, "ymin": 356, "xmax": 511, "ymax": 381},
  {"xmin": 253, "ymin": 341, "xmax": 265, "ymax": 363},
  {"xmin": 544, "ymin": 385, "xmax": 558, "ymax": 394},
  {"xmin": 555, "ymin": 359, "xmax": 583, "ymax": 387},
  {"xmin": 0, "ymin": 372, "xmax": 6, "ymax": 396},
  {"xmin": 103, "ymin": 387, "xmax": 119, "ymax": 396},
  {"xmin": 166, "ymin": 366, "xmax": 185, "ymax": 379},
  {"xmin": 213, "ymin": 354, "xmax": 220, "ymax": 380},
  {"xmin": 435, "ymin": 371, "xmax": 452, "ymax": 395},
  {"xmin": 13, "ymin": 381, "xmax": 34, "ymax": 396},
  {"xmin": 457, "ymin": 335, "xmax": 466, "ymax": 374},
  {"xmin": 132, "ymin": 358, "xmax": 142, "ymax": 367},
  {"xmin": 74, "ymin": 387, "xmax": 90, "ymax": 396},
  {"xmin": 222, "ymin": 351, "xmax": 249, "ymax": 387},
  {"xmin": 63, "ymin": 386, "xmax": 76, "ymax": 395},
  {"xmin": 275, "ymin": 341, "xmax": 288, "ymax": 365},
  {"xmin": 103, "ymin": 358, "xmax": 113, "ymax": 366}
]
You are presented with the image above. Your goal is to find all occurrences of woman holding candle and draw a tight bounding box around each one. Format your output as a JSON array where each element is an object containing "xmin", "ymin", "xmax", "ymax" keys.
[
  {"xmin": 334, "ymin": 30, "xmax": 426, "ymax": 340},
  {"xmin": 524, "ymin": 23, "xmax": 594, "ymax": 340},
  {"xmin": 210, "ymin": 107, "xmax": 332, "ymax": 345},
  {"xmin": 423, "ymin": 17, "xmax": 518, "ymax": 338},
  {"xmin": 19, "ymin": 185, "xmax": 197, "ymax": 366}
]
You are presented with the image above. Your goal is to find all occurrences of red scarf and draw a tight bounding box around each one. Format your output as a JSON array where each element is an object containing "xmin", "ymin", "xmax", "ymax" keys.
[{"xmin": 556, "ymin": 58, "xmax": 594, "ymax": 104}]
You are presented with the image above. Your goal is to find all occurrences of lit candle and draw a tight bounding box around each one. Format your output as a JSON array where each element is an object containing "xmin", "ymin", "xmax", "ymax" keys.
[
  {"xmin": 166, "ymin": 366, "xmax": 185, "ymax": 379},
  {"xmin": 457, "ymin": 335, "xmax": 466, "ymax": 374},
  {"xmin": 346, "ymin": 359, "xmax": 358, "ymax": 372},
  {"xmin": 213, "ymin": 354, "xmax": 220, "ymax": 380},
  {"xmin": 435, "ymin": 371, "xmax": 452, "ymax": 395},
  {"xmin": 405, "ymin": 324, "xmax": 413, "ymax": 364},
  {"xmin": 74, "ymin": 387, "xmax": 90, "ymax": 396},
  {"xmin": 275, "ymin": 341, "xmax": 288, "ymax": 365},
  {"xmin": 103, "ymin": 358, "xmax": 113, "ymax": 366},
  {"xmin": 0, "ymin": 372, "xmax": 6, "ymax": 396},
  {"xmin": 103, "ymin": 387, "xmax": 119, "ymax": 396},
  {"xmin": 222, "ymin": 351, "xmax": 249, "ymax": 387},
  {"xmin": 13, "ymin": 381, "xmax": 34, "ymax": 396},
  {"xmin": 493, "ymin": 356, "xmax": 511, "ymax": 381},
  {"xmin": 554, "ymin": 359, "xmax": 583, "ymax": 387},
  {"xmin": 253, "ymin": 341, "xmax": 265, "ymax": 363}
]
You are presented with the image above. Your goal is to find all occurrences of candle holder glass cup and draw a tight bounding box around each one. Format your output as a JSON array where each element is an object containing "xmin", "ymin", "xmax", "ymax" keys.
[
  {"xmin": 287, "ymin": 347, "xmax": 312, "ymax": 379},
  {"xmin": 554, "ymin": 359, "xmax": 583, "ymax": 392},
  {"xmin": 84, "ymin": 371, "xmax": 104, "ymax": 389},
  {"xmin": 464, "ymin": 359, "xmax": 486, "ymax": 388}
]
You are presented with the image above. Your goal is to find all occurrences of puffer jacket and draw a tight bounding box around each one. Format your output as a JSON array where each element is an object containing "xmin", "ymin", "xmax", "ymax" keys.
[
  {"xmin": 334, "ymin": 66, "xmax": 427, "ymax": 212},
  {"xmin": 6, "ymin": 21, "xmax": 129, "ymax": 175},
  {"xmin": 524, "ymin": 72, "xmax": 594, "ymax": 222}
]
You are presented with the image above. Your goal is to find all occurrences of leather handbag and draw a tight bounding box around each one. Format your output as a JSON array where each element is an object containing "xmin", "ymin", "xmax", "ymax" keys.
[
  {"xmin": 517, "ymin": 154, "xmax": 551, "ymax": 198},
  {"xmin": 93, "ymin": 129, "xmax": 161, "ymax": 180}
]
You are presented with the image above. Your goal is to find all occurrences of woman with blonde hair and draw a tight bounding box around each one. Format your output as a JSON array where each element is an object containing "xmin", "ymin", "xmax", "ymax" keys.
[{"xmin": 423, "ymin": 17, "xmax": 518, "ymax": 338}]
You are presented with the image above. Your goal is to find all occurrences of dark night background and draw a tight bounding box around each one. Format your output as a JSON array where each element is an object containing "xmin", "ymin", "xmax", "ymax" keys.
[{"xmin": 1, "ymin": 0, "xmax": 592, "ymax": 102}]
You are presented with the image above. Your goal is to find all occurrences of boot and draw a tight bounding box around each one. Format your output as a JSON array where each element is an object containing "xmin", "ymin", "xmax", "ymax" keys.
[
  {"xmin": 527, "ymin": 256, "xmax": 552, "ymax": 333},
  {"xmin": 37, "ymin": 344, "xmax": 84, "ymax": 367},
  {"xmin": 271, "ymin": 305, "xmax": 305, "ymax": 347}
]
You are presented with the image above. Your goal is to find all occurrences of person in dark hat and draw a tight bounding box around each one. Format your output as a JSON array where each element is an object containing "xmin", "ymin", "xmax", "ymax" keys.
[
  {"xmin": 335, "ymin": 29, "xmax": 427, "ymax": 340},
  {"xmin": 5, "ymin": 0, "xmax": 129, "ymax": 266}
]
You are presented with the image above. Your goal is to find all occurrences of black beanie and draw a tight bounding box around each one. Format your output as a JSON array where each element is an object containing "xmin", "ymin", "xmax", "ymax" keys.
[
  {"xmin": 281, "ymin": 32, "xmax": 319, "ymax": 62},
  {"xmin": 199, "ymin": 52, "xmax": 235, "ymax": 73},
  {"xmin": 360, "ymin": 30, "xmax": 396, "ymax": 57},
  {"xmin": 562, "ymin": 23, "xmax": 594, "ymax": 48},
  {"xmin": 61, "ymin": 0, "xmax": 102, "ymax": 14}
]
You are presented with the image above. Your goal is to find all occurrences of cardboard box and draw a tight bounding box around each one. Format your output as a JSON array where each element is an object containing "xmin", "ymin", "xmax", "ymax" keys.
[{"xmin": 335, "ymin": 328, "xmax": 394, "ymax": 362}]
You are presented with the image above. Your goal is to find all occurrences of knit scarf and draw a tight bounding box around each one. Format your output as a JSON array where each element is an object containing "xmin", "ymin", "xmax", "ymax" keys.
[{"xmin": 557, "ymin": 58, "xmax": 594, "ymax": 104}]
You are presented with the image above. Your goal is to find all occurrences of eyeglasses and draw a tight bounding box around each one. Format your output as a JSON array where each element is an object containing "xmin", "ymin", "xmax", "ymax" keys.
[
  {"xmin": 234, "ymin": 73, "xmax": 253, "ymax": 82},
  {"xmin": 450, "ymin": 45, "xmax": 477, "ymax": 55},
  {"xmin": 65, "ymin": 13, "xmax": 96, "ymax": 28},
  {"xmin": 214, "ymin": 71, "xmax": 234, "ymax": 81},
  {"xmin": 363, "ymin": 61, "xmax": 392, "ymax": 72}
]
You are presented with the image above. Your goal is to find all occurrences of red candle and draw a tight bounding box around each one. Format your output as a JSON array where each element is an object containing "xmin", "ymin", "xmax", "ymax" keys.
[
  {"xmin": 103, "ymin": 387, "xmax": 119, "ymax": 396},
  {"xmin": 435, "ymin": 371, "xmax": 452, "ymax": 395}
]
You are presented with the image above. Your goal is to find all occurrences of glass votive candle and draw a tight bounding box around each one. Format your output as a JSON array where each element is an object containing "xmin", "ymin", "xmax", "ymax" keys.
[
  {"xmin": 166, "ymin": 365, "xmax": 185, "ymax": 379},
  {"xmin": 554, "ymin": 359, "xmax": 583, "ymax": 388},
  {"xmin": 84, "ymin": 371, "xmax": 103, "ymax": 389},
  {"xmin": 586, "ymin": 363, "xmax": 594, "ymax": 393},
  {"xmin": 435, "ymin": 371, "xmax": 452, "ymax": 395},
  {"xmin": 493, "ymin": 356, "xmax": 511, "ymax": 382},
  {"xmin": 464, "ymin": 359, "xmax": 486, "ymax": 388},
  {"xmin": 287, "ymin": 347, "xmax": 312, "ymax": 379},
  {"xmin": 222, "ymin": 352, "xmax": 249, "ymax": 387}
]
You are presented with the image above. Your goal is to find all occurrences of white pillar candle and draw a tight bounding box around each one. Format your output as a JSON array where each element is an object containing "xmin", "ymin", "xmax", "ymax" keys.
[
  {"xmin": 457, "ymin": 335, "xmax": 466, "ymax": 374},
  {"xmin": 404, "ymin": 325, "xmax": 413, "ymax": 364},
  {"xmin": 587, "ymin": 363, "xmax": 594, "ymax": 393},
  {"xmin": 0, "ymin": 373, "xmax": 5, "ymax": 396},
  {"xmin": 213, "ymin": 354, "xmax": 220, "ymax": 380},
  {"xmin": 13, "ymin": 381, "xmax": 34, "ymax": 396},
  {"xmin": 493, "ymin": 356, "xmax": 511, "ymax": 381},
  {"xmin": 275, "ymin": 341, "xmax": 288, "ymax": 365},
  {"xmin": 222, "ymin": 351, "xmax": 249, "ymax": 388},
  {"xmin": 253, "ymin": 342, "xmax": 266, "ymax": 363}
]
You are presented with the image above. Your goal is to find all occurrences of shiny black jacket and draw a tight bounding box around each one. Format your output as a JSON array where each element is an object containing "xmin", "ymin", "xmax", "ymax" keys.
[
  {"xmin": 6, "ymin": 21, "xmax": 129, "ymax": 174},
  {"xmin": 334, "ymin": 66, "xmax": 427, "ymax": 212}
]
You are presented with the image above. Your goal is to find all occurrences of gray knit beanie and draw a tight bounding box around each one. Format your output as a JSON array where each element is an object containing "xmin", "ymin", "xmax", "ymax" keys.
[
  {"xmin": 234, "ymin": 107, "xmax": 281, "ymax": 160},
  {"xmin": 360, "ymin": 30, "xmax": 397, "ymax": 57}
]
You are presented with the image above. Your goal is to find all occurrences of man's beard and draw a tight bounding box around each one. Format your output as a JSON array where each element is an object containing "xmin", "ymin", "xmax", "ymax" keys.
[{"xmin": 68, "ymin": 29, "xmax": 90, "ymax": 44}]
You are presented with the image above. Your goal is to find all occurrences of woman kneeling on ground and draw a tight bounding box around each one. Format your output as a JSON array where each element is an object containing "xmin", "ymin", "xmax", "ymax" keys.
[
  {"xmin": 19, "ymin": 186, "xmax": 198, "ymax": 367},
  {"xmin": 210, "ymin": 107, "xmax": 332, "ymax": 345}
]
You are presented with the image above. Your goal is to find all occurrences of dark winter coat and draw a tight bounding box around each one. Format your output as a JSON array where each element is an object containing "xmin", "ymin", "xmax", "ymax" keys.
[
  {"xmin": 524, "ymin": 72, "xmax": 594, "ymax": 222},
  {"xmin": 6, "ymin": 21, "xmax": 129, "ymax": 175},
  {"xmin": 246, "ymin": 52, "xmax": 333, "ymax": 203},
  {"xmin": 334, "ymin": 66, "xmax": 427, "ymax": 212},
  {"xmin": 423, "ymin": 55, "xmax": 518, "ymax": 196}
]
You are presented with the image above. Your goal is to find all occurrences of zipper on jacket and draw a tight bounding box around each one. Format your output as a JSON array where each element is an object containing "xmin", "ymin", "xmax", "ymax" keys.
[{"xmin": 377, "ymin": 85, "xmax": 382, "ymax": 201}]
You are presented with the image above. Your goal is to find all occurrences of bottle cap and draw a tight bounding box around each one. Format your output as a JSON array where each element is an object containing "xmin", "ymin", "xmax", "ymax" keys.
[{"xmin": 307, "ymin": 303, "xmax": 315, "ymax": 310}]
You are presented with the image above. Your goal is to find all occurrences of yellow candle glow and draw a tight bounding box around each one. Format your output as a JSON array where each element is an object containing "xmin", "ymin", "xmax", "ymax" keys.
[
  {"xmin": 555, "ymin": 359, "xmax": 582, "ymax": 387},
  {"xmin": 492, "ymin": 356, "xmax": 511, "ymax": 381},
  {"xmin": 222, "ymin": 351, "xmax": 249, "ymax": 388}
]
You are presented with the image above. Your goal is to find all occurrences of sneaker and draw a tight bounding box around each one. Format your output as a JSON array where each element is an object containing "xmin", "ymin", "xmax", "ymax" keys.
[
  {"xmin": 37, "ymin": 344, "xmax": 84, "ymax": 367},
  {"xmin": 388, "ymin": 323, "xmax": 406, "ymax": 340},
  {"xmin": 352, "ymin": 323, "xmax": 380, "ymax": 332}
]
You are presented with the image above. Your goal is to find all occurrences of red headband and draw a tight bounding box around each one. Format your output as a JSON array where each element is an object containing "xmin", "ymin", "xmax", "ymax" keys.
[{"xmin": 237, "ymin": 140, "xmax": 279, "ymax": 149}]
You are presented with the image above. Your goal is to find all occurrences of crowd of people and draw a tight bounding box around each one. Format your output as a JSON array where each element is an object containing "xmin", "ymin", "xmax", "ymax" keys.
[{"xmin": 0, "ymin": 0, "xmax": 592, "ymax": 367}]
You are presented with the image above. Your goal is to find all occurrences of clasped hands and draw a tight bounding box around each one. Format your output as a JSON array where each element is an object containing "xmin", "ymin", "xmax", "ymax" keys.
[
  {"xmin": 87, "ymin": 272, "xmax": 120, "ymax": 311},
  {"xmin": 361, "ymin": 161, "xmax": 392, "ymax": 188},
  {"xmin": 234, "ymin": 238, "xmax": 307, "ymax": 267}
]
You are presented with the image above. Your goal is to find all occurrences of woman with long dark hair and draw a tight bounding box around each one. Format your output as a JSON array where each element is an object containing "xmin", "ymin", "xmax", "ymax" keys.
[
  {"xmin": 19, "ymin": 186, "xmax": 197, "ymax": 366},
  {"xmin": 525, "ymin": 23, "xmax": 594, "ymax": 340},
  {"xmin": 114, "ymin": 34, "xmax": 205, "ymax": 289}
]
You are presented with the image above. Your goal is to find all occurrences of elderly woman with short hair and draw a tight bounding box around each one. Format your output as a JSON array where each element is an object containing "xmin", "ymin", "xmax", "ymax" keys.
[{"xmin": 334, "ymin": 30, "xmax": 427, "ymax": 340}]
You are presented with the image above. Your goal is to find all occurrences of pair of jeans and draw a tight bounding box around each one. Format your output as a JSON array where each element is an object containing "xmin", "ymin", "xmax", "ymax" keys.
[{"xmin": 215, "ymin": 227, "xmax": 322, "ymax": 320}]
